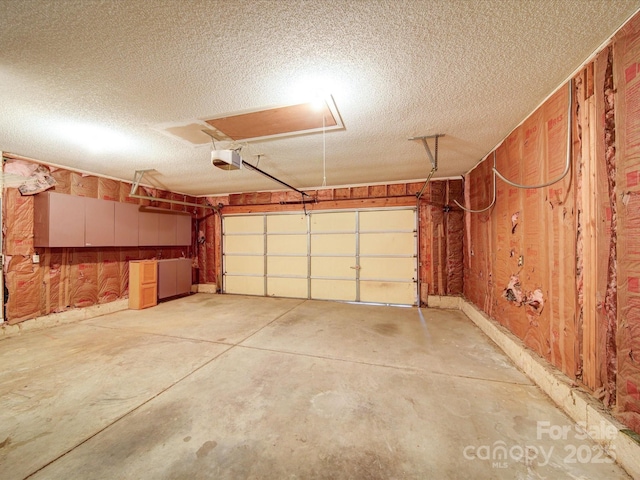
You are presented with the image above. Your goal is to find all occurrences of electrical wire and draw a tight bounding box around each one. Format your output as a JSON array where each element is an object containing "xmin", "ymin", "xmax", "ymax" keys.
[
  {"xmin": 492, "ymin": 80, "xmax": 573, "ymax": 189},
  {"xmin": 454, "ymin": 151, "xmax": 497, "ymax": 213}
]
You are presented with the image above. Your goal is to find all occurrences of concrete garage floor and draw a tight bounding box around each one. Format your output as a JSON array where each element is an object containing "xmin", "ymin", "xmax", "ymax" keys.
[{"xmin": 0, "ymin": 294, "xmax": 630, "ymax": 479}]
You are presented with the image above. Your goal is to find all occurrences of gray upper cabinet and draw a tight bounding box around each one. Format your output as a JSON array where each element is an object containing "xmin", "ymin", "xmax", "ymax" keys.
[
  {"xmin": 34, "ymin": 193, "xmax": 192, "ymax": 248},
  {"xmin": 158, "ymin": 213, "xmax": 177, "ymax": 245},
  {"xmin": 176, "ymin": 214, "xmax": 191, "ymax": 245},
  {"xmin": 139, "ymin": 209, "xmax": 191, "ymax": 247},
  {"xmin": 115, "ymin": 202, "xmax": 139, "ymax": 246},
  {"xmin": 34, "ymin": 192, "xmax": 85, "ymax": 247},
  {"xmin": 85, "ymin": 197, "xmax": 115, "ymax": 247},
  {"xmin": 138, "ymin": 210, "xmax": 159, "ymax": 246}
]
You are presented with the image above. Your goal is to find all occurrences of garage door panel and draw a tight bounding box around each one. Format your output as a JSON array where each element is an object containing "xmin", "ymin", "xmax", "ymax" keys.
[
  {"xmin": 225, "ymin": 255, "xmax": 264, "ymax": 275},
  {"xmin": 311, "ymin": 279, "xmax": 356, "ymax": 301},
  {"xmin": 267, "ymin": 256, "xmax": 308, "ymax": 276},
  {"xmin": 267, "ymin": 278, "xmax": 308, "ymax": 298},
  {"xmin": 311, "ymin": 257, "xmax": 356, "ymax": 279},
  {"xmin": 311, "ymin": 234, "xmax": 356, "ymax": 255},
  {"xmin": 360, "ymin": 232, "xmax": 414, "ymax": 255},
  {"xmin": 225, "ymin": 276, "xmax": 265, "ymax": 295},
  {"xmin": 310, "ymin": 212, "xmax": 355, "ymax": 232},
  {"xmin": 224, "ymin": 216, "xmax": 264, "ymax": 234},
  {"xmin": 359, "ymin": 209, "xmax": 415, "ymax": 231},
  {"xmin": 360, "ymin": 281, "xmax": 416, "ymax": 305},
  {"xmin": 359, "ymin": 257, "xmax": 416, "ymax": 280},
  {"xmin": 224, "ymin": 209, "xmax": 416, "ymax": 304},
  {"xmin": 267, "ymin": 234, "xmax": 307, "ymax": 255},
  {"xmin": 224, "ymin": 235, "xmax": 264, "ymax": 254},
  {"xmin": 267, "ymin": 214, "xmax": 307, "ymax": 233}
]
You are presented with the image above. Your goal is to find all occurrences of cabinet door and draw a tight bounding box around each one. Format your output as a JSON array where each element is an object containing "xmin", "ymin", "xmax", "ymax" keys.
[
  {"xmin": 129, "ymin": 260, "xmax": 158, "ymax": 309},
  {"xmin": 34, "ymin": 192, "xmax": 85, "ymax": 247},
  {"xmin": 157, "ymin": 260, "xmax": 177, "ymax": 299},
  {"xmin": 115, "ymin": 202, "xmax": 139, "ymax": 246},
  {"xmin": 139, "ymin": 283, "xmax": 158, "ymax": 309},
  {"xmin": 139, "ymin": 211, "xmax": 159, "ymax": 246},
  {"xmin": 158, "ymin": 213, "xmax": 177, "ymax": 245},
  {"xmin": 85, "ymin": 197, "xmax": 115, "ymax": 247},
  {"xmin": 176, "ymin": 258, "xmax": 192, "ymax": 295},
  {"xmin": 176, "ymin": 214, "xmax": 191, "ymax": 246}
]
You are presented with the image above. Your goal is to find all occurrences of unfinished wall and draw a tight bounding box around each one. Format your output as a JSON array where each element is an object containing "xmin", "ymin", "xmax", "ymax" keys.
[
  {"xmin": 2, "ymin": 155, "xmax": 198, "ymax": 324},
  {"xmin": 197, "ymin": 179, "xmax": 464, "ymax": 305},
  {"xmin": 614, "ymin": 13, "xmax": 640, "ymax": 435},
  {"xmin": 463, "ymin": 10, "xmax": 640, "ymax": 436}
]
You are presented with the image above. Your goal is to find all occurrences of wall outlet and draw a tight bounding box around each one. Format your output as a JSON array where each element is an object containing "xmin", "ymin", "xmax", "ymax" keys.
[{"xmin": 32, "ymin": 254, "xmax": 40, "ymax": 264}]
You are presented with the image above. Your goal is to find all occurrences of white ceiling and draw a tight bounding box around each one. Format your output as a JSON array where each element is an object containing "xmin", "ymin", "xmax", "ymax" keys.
[{"xmin": 1, "ymin": 0, "xmax": 638, "ymax": 196}]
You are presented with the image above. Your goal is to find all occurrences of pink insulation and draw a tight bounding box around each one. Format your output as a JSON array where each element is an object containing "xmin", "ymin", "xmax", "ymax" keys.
[
  {"xmin": 464, "ymin": 84, "xmax": 576, "ymax": 373},
  {"xmin": 1, "ymin": 155, "xmax": 197, "ymax": 324},
  {"xmin": 613, "ymin": 12, "xmax": 640, "ymax": 435}
]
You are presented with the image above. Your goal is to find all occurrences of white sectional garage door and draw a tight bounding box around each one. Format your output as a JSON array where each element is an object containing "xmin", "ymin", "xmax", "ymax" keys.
[{"xmin": 222, "ymin": 208, "xmax": 417, "ymax": 305}]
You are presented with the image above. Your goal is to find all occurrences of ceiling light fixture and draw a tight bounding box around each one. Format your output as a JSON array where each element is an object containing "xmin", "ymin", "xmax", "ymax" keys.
[
  {"xmin": 310, "ymin": 89, "xmax": 328, "ymax": 111},
  {"xmin": 56, "ymin": 121, "xmax": 137, "ymax": 154}
]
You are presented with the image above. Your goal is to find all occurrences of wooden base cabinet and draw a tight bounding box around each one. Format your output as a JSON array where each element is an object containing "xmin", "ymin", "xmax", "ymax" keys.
[{"xmin": 129, "ymin": 260, "xmax": 158, "ymax": 309}]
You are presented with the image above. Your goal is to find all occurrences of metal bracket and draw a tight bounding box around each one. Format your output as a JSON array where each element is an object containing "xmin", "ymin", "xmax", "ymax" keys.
[
  {"xmin": 129, "ymin": 169, "xmax": 219, "ymax": 211},
  {"xmin": 130, "ymin": 169, "xmax": 154, "ymax": 197},
  {"xmin": 408, "ymin": 134, "xmax": 444, "ymax": 170},
  {"xmin": 409, "ymin": 134, "xmax": 444, "ymax": 200}
]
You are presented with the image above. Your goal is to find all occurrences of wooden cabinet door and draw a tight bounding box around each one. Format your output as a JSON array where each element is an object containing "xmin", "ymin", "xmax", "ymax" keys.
[{"xmin": 129, "ymin": 260, "xmax": 157, "ymax": 309}]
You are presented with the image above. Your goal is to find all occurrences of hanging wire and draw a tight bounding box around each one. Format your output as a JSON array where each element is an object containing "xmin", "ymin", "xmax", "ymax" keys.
[
  {"xmin": 493, "ymin": 80, "xmax": 573, "ymax": 189},
  {"xmin": 453, "ymin": 151, "xmax": 497, "ymax": 213}
]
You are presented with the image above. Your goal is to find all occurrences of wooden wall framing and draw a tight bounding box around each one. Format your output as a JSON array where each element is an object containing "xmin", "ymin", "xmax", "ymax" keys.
[{"xmin": 463, "ymin": 11, "xmax": 640, "ymax": 435}]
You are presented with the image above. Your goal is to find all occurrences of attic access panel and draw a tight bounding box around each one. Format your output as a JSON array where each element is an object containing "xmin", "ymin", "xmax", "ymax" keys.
[{"xmin": 205, "ymin": 96, "xmax": 344, "ymax": 141}]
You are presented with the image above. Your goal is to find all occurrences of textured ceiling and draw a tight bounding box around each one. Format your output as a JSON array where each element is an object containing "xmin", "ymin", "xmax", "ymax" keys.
[{"xmin": 1, "ymin": 0, "xmax": 638, "ymax": 196}]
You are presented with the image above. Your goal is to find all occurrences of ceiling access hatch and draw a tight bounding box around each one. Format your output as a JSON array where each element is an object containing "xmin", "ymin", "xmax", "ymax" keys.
[
  {"xmin": 153, "ymin": 121, "xmax": 222, "ymax": 146},
  {"xmin": 205, "ymin": 96, "xmax": 344, "ymax": 142}
]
